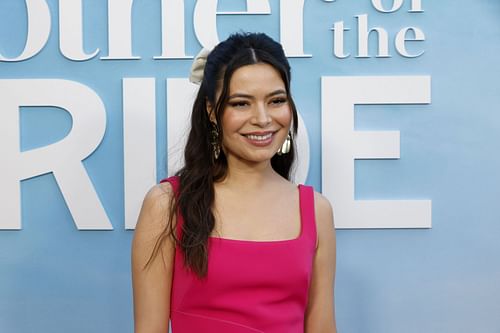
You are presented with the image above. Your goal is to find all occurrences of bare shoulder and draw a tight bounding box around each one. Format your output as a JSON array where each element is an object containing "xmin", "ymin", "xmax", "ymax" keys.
[
  {"xmin": 135, "ymin": 182, "xmax": 174, "ymax": 232},
  {"xmin": 313, "ymin": 191, "xmax": 334, "ymax": 224},
  {"xmin": 146, "ymin": 181, "xmax": 174, "ymax": 203},
  {"xmin": 132, "ymin": 182, "xmax": 176, "ymax": 269},
  {"xmin": 313, "ymin": 191, "xmax": 335, "ymax": 247}
]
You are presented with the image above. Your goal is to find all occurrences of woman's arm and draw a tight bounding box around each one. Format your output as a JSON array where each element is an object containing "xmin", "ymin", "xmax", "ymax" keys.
[
  {"xmin": 131, "ymin": 183, "xmax": 175, "ymax": 333},
  {"xmin": 305, "ymin": 192, "xmax": 337, "ymax": 333}
]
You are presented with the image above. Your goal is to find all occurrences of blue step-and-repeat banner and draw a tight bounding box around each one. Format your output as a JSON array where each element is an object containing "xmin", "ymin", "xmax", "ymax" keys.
[{"xmin": 1, "ymin": 1, "xmax": 499, "ymax": 332}]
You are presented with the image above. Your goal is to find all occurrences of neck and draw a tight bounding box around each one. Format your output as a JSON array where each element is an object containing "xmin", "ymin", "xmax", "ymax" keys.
[{"xmin": 218, "ymin": 156, "xmax": 281, "ymax": 190}]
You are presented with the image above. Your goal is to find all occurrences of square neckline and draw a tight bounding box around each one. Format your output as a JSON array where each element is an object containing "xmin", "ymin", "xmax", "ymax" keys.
[{"xmin": 208, "ymin": 184, "xmax": 306, "ymax": 244}]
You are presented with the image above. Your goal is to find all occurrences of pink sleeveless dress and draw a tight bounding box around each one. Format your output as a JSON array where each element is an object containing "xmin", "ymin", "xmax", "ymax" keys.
[{"xmin": 161, "ymin": 176, "xmax": 317, "ymax": 333}]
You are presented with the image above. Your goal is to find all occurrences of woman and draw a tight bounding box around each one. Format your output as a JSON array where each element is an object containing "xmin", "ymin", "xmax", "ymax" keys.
[{"xmin": 132, "ymin": 32, "xmax": 337, "ymax": 333}]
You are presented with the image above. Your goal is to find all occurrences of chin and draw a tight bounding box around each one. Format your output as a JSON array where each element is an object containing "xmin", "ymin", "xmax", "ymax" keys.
[
  {"xmin": 249, "ymin": 150, "xmax": 280, "ymax": 162},
  {"xmin": 228, "ymin": 149, "xmax": 277, "ymax": 164}
]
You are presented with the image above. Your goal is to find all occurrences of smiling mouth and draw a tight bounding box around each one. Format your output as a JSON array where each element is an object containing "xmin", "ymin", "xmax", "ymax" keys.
[
  {"xmin": 242, "ymin": 131, "xmax": 277, "ymax": 146},
  {"xmin": 244, "ymin": 133, "xmax": 273, "ymax": 141}
]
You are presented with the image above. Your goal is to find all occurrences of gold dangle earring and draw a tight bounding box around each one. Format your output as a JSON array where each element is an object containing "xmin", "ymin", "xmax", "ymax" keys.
[
  {"xmin": 210, "ymin": 122, "xmax": 221, "ymax": 160},
  {"xmin": 277, "ymin": 132, "xmax": 291, "ymax": 155}
]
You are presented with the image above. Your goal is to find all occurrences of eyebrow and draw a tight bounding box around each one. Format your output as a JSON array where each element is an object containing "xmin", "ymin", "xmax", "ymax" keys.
[{"xmin": 227, "ymin": 89, "xmax": 287, "ymax": 100}]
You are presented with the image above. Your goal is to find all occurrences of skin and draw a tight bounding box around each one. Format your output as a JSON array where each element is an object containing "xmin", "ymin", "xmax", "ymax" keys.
[{"xmin": 132, "ymin": 63, "xmax": 337, "ymax": 332}]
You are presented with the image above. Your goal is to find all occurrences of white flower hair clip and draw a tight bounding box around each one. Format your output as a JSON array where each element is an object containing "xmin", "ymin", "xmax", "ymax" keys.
[{"xmin": 189, "ymin": 48, "xmax": 211, "ymax": 85}]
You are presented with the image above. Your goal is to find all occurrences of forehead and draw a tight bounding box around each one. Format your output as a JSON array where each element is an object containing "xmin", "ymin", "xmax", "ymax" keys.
[{"xmin": 228, "ymin": 63, "xmax": 285, "ymax": 95}]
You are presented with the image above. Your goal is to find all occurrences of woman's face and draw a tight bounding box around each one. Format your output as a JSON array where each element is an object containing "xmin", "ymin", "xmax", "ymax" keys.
[{"xmin": 216, "ymin": 62, "xmax": 292, "ymax": 166}]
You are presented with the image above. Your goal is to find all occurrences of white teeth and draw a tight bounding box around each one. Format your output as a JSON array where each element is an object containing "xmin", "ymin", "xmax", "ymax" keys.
[{"xmin": 246, "ymin": 133, "xmax": 272, "ymax": 141}]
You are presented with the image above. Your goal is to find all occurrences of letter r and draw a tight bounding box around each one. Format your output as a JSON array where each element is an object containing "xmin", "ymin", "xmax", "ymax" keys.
[{"xmin": 0, "ymin": 79, "xmax": 112, "ymax": 230}]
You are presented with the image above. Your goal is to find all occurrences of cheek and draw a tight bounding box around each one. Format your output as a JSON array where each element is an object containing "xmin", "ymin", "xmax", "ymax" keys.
[
  {"xmin": 220, "ymin": 111, "xmax": 246, "ymax": 135},
  {"xmin": 275, "ymin": 106, "xmax": 293, "ymax": 127}
]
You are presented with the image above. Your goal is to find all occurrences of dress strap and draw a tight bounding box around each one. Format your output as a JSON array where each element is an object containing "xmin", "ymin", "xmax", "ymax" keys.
[
  {"xmin": 298, "ymin": 184, "xmax": 317, "ymax": 245},
  {"xmin": 159, "ymin": 176, "xmax": 183, "ymax": 239}
]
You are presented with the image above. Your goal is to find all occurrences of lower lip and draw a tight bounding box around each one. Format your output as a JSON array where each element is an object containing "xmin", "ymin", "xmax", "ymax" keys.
[{"xmin": 243, "ymin": 133, "xmax": 275, "ymax": 147}]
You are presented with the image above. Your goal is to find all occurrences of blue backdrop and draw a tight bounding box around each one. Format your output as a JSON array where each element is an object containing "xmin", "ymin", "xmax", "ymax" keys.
[{"xmin": 1, "ymin": 1, "xmax": 499, "ymax": 332}]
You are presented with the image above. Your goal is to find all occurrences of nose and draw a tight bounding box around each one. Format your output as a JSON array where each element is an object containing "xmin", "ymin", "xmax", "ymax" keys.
[{"xmin": 251, "ymin": 102, "xmax": 271, "ymax": 127}]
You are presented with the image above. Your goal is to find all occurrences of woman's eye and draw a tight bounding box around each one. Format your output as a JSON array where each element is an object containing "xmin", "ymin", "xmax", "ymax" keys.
[
  {"xmin": 229, "ymin": 101, "xmax": 249, "ymax": 108},
  {"xmin": 270, "ymin": 98, "xmax": 287, "ymax": 106}
]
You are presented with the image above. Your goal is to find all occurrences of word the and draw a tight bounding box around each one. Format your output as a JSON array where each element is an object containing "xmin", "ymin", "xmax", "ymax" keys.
[{"xmin": 332, "ymin": 0, "xmax": 425, "ymax": 58}]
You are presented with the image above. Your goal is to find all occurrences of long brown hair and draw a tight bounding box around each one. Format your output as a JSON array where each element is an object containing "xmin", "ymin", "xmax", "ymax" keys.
[{"xmin": 149, "ymin": 32, "xmax": 299, "ymax": 277}]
